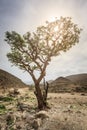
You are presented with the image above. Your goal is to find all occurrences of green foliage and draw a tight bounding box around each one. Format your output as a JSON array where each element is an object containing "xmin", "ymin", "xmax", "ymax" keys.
[
  {"xmin": 0, "ymin": 104, "xmax": 6, "ymax": 109},
  {"xmin": 0, "ymin": 96, "xmax": 13, "ymax": 102},
  {"xmin": 0, "ymin": 104, "xmax": 6, "ymax": 114},
  {"xmin": 5, "ymin": 17, "xmax": 82, "ymax": 84}
]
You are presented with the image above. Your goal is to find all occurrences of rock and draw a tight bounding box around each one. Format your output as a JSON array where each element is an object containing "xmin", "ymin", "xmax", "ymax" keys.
[
  {"xmin": 14, "ymin": 111, "xmax": 22, "ymax": 119},
  {"xmin": 13, "ymin": 125, "xmax": 17, "ymax": 130},
  {"xmin": 68, "ymin": 105, "xmax": 74, "ymax": 109},
  {"xmin": 64, "ymin": 117, "xmax": 67, "ymax": 121},
  {"xmin": 22, "ymin": 111, "xmax": 34, "ymax": 119},
  {"xmin": 26, "ymin": 116, "xmax": 34, "ymax": 124},
  {"xmin": 22, "ymin": 110, "xmax": 34, "ymax": 124},
  {"xmin": 63, "ymin": 109, "xmax": 73, "ymax": 113},
  {"xmin": 8, "ymin": 88, "xmax": 20, "ymax": 97},
  {"xmin": 6, "ymin": 112, "xmax": 14, "ymax": 125},
  {"xmin": 22, "ymin": 111, "xmax": 29, "ymax": 119},
  {"xmin": 32, "ymin": 118, "xmax": 42, "ymax": 129},
  {"xmin": 16, "ymin": 124, "xmax": 22, "ymax": 129},
  {"xmin": 76, "ymin": 111, "xmax": 82, "ymax": 114},
  {"xmin": 35, "ymin": 110, "xmax": 49, "ymax": 119},
  {"xmin": 81, "ymin": 93, "xmax": 86, "ymax": 96},
  {"xmin": 17, "ymin": 101, "xmax": 30, "ymax": 111}
]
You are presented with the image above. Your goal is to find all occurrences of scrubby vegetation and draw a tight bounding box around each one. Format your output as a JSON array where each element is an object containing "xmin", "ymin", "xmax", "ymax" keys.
[{"xmin": 0, "ymin": 87, "xmax": 87, "ymax": 130}]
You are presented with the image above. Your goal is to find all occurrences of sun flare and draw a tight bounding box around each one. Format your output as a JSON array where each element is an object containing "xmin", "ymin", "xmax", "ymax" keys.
[{"xmin": 49, "ymin": 17, "xmax": 56, "ymax": 22}]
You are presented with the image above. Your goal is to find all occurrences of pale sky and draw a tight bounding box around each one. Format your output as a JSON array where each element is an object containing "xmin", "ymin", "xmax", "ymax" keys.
[{"xmin": 0, "ymin": 0, "xmax": 87, "ymax": 84}]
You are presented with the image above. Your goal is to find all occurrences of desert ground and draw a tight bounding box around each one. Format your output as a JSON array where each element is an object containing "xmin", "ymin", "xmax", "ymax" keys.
[{"xmin": 0, "ymin": 87, "xmax": 87, "ymax": 130}]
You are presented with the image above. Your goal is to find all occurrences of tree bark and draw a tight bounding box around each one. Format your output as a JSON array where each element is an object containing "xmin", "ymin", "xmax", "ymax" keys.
[
  {"xmin": 43, "ymin": 81, "xmax": 49, "ymax": 106},
  {"xmin": 34, "ymin": 82, "xmax": 46, "ymax": 110}
]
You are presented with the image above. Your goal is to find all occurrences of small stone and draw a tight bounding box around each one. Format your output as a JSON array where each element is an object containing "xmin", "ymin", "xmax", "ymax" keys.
[
  {"xmin": 13, "ymin": 125, "xmax": 17, "ymax": 130},
  {"xmin": 22, "ymin": 110, "xmax": 34, "ymax": 119},
  {"xmin": 16, "ymin": 124, "xmax": 21, "ymax": 129},
  {"xmin": 68, "ymin": 105, "xmax": 73, "ymax": 109},
  {"xmin": 22, "ymin": 111, "xmax": 28, "ymax": 119},
  {"xmin": 76, "ymin": 111, "xmax": 81, "ymax": 114},
  {"xmin": 35, "ymin": 110, "xmax": 49, "ymax": 119},
  {"xmin": 32, "ymin": 118, "xmax": 42, "ymax": 129},
  {"xmin": 65, "ymin": 117, "xmax": 67, "ymax": 121},
  {"xmin": 81, "ymin": 93, "xmax": 86, "ymax": 96}
]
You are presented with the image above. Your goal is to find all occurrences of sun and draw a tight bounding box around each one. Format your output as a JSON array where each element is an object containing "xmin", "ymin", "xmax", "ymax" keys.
[{"xmin": 49, "ymin": 17, "xmax": 56, "ymax": 22}]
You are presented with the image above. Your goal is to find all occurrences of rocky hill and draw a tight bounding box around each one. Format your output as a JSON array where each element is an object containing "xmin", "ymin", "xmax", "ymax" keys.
[
  {"xmin": 49, "ymin": 74, "xmax": 87, "ymax": 93},
  {"xmin": 66, "ymin": 74, "xmax": 87, "ymax": 84},
  {"xmin": 66, "ymin": 74, "xmax": 87, "ymax": 92},
  {"xmin": 49, "ymin": 77, "xmax": 76, "ymax": 93},
  {"xmin": 0, "ymin": 69, "xmax": 27, "ymax": 89}
]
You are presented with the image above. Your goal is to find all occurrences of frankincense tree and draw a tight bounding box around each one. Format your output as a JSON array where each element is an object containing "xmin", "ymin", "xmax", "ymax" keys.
[{"xmin": 5, "ymin": 17, "xmax": 82, "ymax": 109}]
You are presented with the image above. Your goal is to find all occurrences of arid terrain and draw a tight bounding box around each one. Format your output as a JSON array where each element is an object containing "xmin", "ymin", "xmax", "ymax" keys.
[
  {"xmin": 39, "ymin": 92, "xmax": 87, "ymax": 130},
  {"xmin": 0, "ymin": 69, "xmax": 27, "ymax": 89},
  {"xmin": 0, "ymin": 70, "xmax": 87, "ymax": 130},
  {"xmin": 49, "ymin": 74, "xmax": 87, "ymax": 93},
  {"xmin": 0, "ymin": 87, "xmax": 87, "ymax": 130}
]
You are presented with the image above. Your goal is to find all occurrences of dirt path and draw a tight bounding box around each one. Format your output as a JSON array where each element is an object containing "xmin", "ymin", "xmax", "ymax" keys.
[{"xmin": 39, "ymin": 93, "xmax": 87, "ymax": 130}]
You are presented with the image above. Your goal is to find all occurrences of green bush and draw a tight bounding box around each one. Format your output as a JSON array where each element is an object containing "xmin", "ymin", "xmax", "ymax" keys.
[
  {"xmin": 0, "ymin": 104, "xmax": 6, "ymax": 109},
  {"xmin": 0, "ymin": 104, "xmax": 6, "ymax": 114},
  {"xmin": 0, "ymin": 96, "xmax": 13, "ymax": 102}
]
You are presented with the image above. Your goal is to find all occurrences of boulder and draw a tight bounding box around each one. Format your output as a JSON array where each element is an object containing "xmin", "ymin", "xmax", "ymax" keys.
[{"xmin": 35, "ymin": 110, "xmax": 49, "ymax": 119}]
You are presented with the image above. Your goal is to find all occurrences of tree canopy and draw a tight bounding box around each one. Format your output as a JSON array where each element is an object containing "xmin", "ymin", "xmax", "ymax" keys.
[{"xmin": 5, "ymin": 17, "xmax": 82, "ymax": 84}]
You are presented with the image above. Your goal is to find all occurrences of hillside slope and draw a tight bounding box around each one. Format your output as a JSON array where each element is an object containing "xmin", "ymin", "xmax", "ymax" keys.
[
  {"xmin": 49, "ymin": 74, "xmax": 87, "ymax": 93},
  {"xmin": 49, "ymin": 77, "xmax": 76, "ymax": 93},
  {"xmin": 0, "ymin": 69, "xmax": 27, "ymax": 88},
  {"xmin": 66, "ymin": 74, "xmax": 87, "ymax": 84},
  {"xmin": 66, "ymin": 74, "xmax": 87, "ymax": 92}
]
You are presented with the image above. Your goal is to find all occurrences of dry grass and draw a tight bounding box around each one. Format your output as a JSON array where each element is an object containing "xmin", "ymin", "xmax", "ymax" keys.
[
  {"xmin": 0, "ymin": 88, "xmax": 87, "ymax": 130},
  {"xmin": 39, "ymin": 93, "xmax": 87, "ymax": 130}
]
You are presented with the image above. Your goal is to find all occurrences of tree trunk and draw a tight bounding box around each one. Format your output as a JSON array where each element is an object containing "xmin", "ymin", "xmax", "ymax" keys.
[
  {"xmin": 34, "ymin": 83, "xmax": 46, "ymax": 110},
  {"xmin": 43, "ymin": 81, "xmax": 49, "ymax": 104}
]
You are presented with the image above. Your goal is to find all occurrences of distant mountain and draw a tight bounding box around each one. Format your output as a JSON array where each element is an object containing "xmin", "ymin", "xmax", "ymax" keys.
[
  {"xmin": 0, "ymin": 69, "xmax": 27, "ymax": 89},
  {"xmin": 49, "ymin": 77, "xmax": 76, "ymax": 93},
  {"xmin": 52, "ymin": 77, "xmax": 73, "ymax": 84},
  {"xmin": 66, "ymin": 74, "xmax": 87, "ymax": 83},
  {"xmin": 49, "ymin": 74, "xmax": 87, "ymax": 93},
  {"xmin": 66, "ymin": 74, "xmax": 87, "ymax": 92}
]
